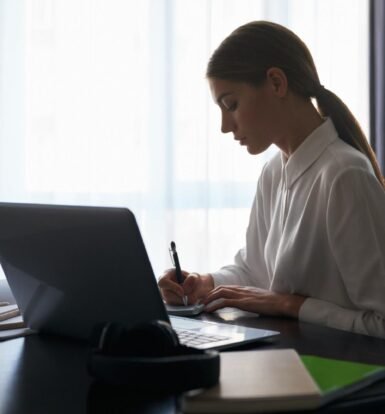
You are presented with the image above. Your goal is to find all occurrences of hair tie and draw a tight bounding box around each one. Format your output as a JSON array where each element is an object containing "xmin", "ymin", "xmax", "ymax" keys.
[{"xmin": 315, "ymin": 84, "xmax": 326, "ymax": 97}]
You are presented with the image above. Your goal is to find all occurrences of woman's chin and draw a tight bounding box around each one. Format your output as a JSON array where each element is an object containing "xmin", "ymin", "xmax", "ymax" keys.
[
  {"xmin": 246, "ymin": 143, "xmax": 271, "ymax": 155},
  {"xmin": 246, "ymin": 146, "xmax": 260, "ymax": 155}
]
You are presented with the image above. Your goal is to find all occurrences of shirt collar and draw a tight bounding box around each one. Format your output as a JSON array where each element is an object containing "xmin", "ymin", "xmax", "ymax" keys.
[{"xmin": 280, "ymin": 118, "xmax": 339, "ymax": 189}]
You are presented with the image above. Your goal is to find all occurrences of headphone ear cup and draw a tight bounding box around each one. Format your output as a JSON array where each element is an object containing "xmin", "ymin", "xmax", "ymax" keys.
[
  {"xmin": 101, "ymin": 323, "xmax": 127, "ymax": 355},
  {"xmin": 120, "ymin": 320, "xmax": 180, "ymax": 357},
  {"xmin": 92, "ymin": 320, "xmax": 180, "ymax": 357},
  {"xmin": 144, "ymin": 320, "xmax": 180, "ymax": 351},
  {"xmin": 89, "ymin": 322, "xmax": 124, "ymax": 353}
]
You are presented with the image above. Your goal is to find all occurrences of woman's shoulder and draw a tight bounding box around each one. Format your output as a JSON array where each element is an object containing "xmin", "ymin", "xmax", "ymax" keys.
[
  {"xmin": 323, "ymin": 137, "xmax": 374, "ymax": 177},
  {"xmin": 317, "ymin": 137, "xmax": 385, "ymax": 199}
]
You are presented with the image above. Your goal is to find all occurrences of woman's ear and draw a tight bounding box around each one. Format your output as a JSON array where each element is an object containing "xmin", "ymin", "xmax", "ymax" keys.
[{"xmin": 266, "ymin": 67, "xmax": 288, "ymax": 98}]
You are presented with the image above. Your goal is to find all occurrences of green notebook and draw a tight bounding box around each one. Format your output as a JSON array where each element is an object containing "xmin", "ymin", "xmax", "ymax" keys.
[{"xmin": 300, "ymin": 355, "xmax": 385, "ymax": 406}]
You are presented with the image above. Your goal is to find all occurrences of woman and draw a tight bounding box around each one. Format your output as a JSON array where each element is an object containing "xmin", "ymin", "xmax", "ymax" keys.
[{"xmin": 158, "ymin": 21, "xmax": 385, "ymax": 338}]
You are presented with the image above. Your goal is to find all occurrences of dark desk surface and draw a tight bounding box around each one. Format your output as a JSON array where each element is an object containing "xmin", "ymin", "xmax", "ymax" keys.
[{"xmin": 1, "ymin": 279, "xmax": 385, "ymax": 414}]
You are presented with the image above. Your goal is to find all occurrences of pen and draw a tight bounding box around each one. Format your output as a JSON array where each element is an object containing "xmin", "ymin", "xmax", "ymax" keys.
[{"xmin": 170, "ymin": 241, "xmax": 188, "ymax": 306}]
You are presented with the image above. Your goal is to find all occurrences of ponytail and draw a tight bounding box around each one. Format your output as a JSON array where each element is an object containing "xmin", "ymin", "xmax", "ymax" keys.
[{"xmin": 316, "ymin": 87, "xmax": 385, "ymax": 189}]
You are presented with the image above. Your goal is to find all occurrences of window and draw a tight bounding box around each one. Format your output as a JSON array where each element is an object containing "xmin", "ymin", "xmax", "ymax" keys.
[{"xmin": 0, "ymin": 0, "xmax": 369, "ymax": 278}]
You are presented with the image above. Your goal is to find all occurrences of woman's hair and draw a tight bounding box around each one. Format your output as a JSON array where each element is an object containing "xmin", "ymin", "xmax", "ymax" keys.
[{"xmin": 206, "ymin": 21, "xmax": 385, "ymax": 188}]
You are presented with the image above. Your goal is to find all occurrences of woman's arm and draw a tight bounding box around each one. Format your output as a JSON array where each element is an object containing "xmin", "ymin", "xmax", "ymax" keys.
[
  {"xmin": 300, "ymin": 167, "xmax": 385, "ymax": 338},
  {"xmin": 299, "ymin": 297, "xmax": 385, "ymax": 338}
]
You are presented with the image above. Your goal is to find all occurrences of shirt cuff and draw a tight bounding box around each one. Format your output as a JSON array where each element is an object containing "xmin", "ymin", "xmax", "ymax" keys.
[{"xmin": 298, "ymin": 297, "xmax": 357, "ymax": 333}]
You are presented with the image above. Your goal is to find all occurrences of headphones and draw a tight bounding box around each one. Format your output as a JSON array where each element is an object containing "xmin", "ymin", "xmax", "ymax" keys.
[{"xmin": 87, "ymin": 320, "xmax": 220, "ymax": 394}]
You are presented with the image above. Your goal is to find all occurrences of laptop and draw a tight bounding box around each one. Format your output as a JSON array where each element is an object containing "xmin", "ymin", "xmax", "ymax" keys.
[{"xmin": 0, "ymin": 202, "xmax": 279, "ymax": 349}]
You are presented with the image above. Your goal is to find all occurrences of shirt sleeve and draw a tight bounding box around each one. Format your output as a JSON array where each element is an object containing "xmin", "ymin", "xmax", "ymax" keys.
[
  {"xmin": 299, "ymin": 167, "xmax": 385, "ymax": 338},
  {"xmin": 211, "ymin": 174, "xmax": 270, "ymax": 289}
]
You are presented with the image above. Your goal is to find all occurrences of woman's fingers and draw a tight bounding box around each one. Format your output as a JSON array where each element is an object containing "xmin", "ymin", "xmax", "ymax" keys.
[
  {"xmin": 203, "ymin": 286, "xmax": 245, "ymax": 304},
  {"xmin": 183, "ymin": 272, "xmax": 207, "ymax": 304},
  {"xmin": 158, "ymin": 268, "xmax": 187, "ymax": 304},
  {"xmin": 160, "ymin": 288, "xmax": 186, "ymax": 305},
  {"xmin": 158, "ymin": 276, "xmax": 183, "ymax": 295},
  {"xmin": 203, "ymin": 285, "xmax": 273, "ymax": 314},
  {"xmin": 203, "ymin": 287, "xmax": 246, "ymax": 312},
  {"xmin": 159, "ymin": 270, "xmax": 215, "ymax": 306},
  {"xmin": 183, "ymin": 273, "xmax": 200, "ymax": 295},
  {"xmin": 204, "ymin": 294, "xmax": 262, "ymax": 313}
]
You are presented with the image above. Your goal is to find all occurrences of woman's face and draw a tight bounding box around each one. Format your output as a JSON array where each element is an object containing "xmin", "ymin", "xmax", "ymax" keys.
[{"xmin": 209, "ymin": 78, "xmax": 281, "ymax": 155}]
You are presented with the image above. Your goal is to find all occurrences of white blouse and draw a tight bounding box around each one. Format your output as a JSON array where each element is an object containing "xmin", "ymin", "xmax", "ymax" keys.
[{"xmin": 211, "ymin": 118, "xmax": 385, "ymax": 338}]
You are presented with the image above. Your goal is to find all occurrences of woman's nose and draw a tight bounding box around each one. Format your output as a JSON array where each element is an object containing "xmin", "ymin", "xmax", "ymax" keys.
[{"xmin": 221, "ymin": 112, "xmax": 235, "ymax": 134}]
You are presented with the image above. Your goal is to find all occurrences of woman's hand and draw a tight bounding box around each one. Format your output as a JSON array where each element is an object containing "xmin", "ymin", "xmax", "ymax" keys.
[
  {"xmin": 158, "ymin": 270, "xmax": 214, "ymax": 305},
  {"xmin": 203, "ymin": 285, "xmax": 306, "ymax": 318}
]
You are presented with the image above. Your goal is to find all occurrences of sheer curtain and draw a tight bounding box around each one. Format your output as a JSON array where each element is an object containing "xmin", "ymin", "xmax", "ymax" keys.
[{"xmin": 0, "ymin": 0, "xmax": 368, "ymax": 278}]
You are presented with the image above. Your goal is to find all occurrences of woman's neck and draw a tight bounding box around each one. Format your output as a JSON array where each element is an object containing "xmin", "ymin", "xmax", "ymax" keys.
[{"xmin": 275, "ymin": 98, "xmax": 324, "ymax": 158}]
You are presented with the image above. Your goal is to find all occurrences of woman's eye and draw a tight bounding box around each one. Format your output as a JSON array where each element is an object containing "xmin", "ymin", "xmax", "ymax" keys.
[
  {"xmin": 229, "ymin": 103, "xmax": 237, "ymax": 111},
  {"xmin": 224, "ymin": 102, "xmax": 237, "ymax": 111}
]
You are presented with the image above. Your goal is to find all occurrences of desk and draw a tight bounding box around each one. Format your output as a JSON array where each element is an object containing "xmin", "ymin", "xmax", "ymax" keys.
[{"xmin": 1, "ymin": 280, "xmax": 385, "ymax": 414}]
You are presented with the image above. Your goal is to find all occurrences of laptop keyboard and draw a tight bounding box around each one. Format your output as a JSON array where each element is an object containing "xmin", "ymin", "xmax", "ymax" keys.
[{"xmin": 175, "ymin": 328, "xmax": 230, "ymax": 347}]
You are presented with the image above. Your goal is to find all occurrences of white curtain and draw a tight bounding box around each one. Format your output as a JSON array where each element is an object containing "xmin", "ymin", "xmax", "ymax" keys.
[{"xmin": 0, "ymin": 0, "xmax": 368, "ymax": 278}]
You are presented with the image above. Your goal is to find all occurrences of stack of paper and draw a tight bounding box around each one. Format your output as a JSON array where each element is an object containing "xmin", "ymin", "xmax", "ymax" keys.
[
  {"xmin": 0, "ymin": 304, "xmax": 21, "ymax": 326},
  {"xmin": 0, "ymin": 303, "xmax": 34, "ymax": 341}
]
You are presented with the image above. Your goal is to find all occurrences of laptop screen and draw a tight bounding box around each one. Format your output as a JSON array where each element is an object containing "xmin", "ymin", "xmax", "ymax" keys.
[{"xmin": 0, "ymin": 203, "xmax": 170, "ymax": 340}]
